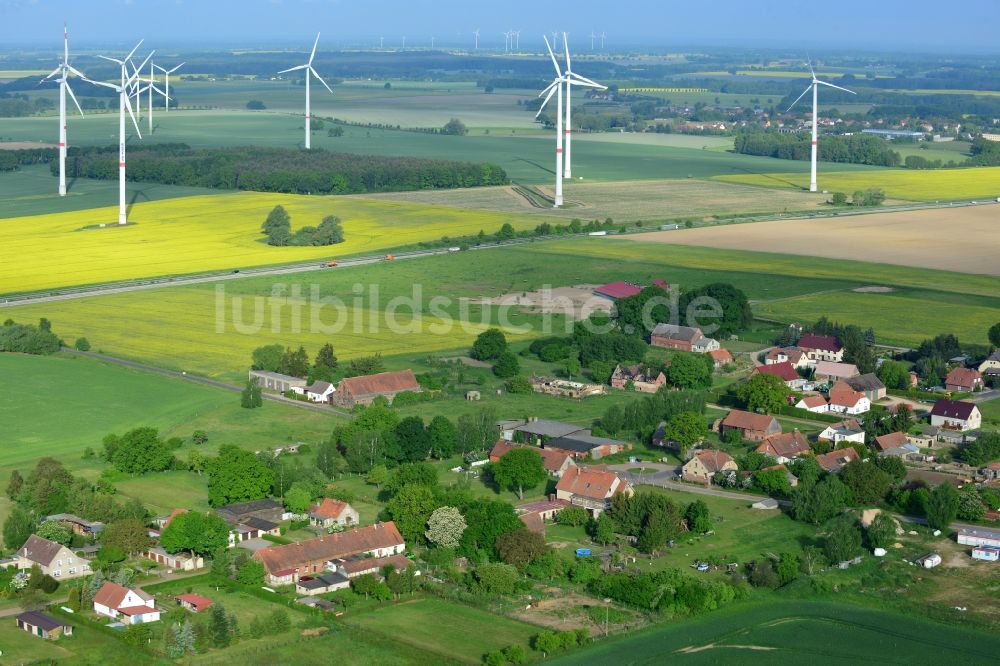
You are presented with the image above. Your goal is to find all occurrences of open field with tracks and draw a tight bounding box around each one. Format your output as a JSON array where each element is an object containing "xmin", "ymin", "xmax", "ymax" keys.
[
  {"xmin": 553, "ymin": 600, "xmax": 1000, "ymax": 665},
  {"xmin": 0, "ymin": 190, "xmax": 541, "ymax": 294},
  {"xmin": 623, "ymin": 203, "xmax": 1000, "ymax": 275},
  {"xmin": 715, "ymin": 166, "xmax": 1000, "ymax": 201}
]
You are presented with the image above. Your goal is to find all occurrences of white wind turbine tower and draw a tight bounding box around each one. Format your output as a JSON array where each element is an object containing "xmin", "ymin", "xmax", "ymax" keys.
[
  {"xmin": 136, "ymin": 60, "xmax": 169, "ymax": 134},
  {"xmin": 40, "ymin": 23, "xmax": 86, "ymax": 197},
  {"xmin": 154, "ymin": 62, "xmax": 184, "ymax": 113},
  {"xmin": 514, "ymin": 31, "xmax": 520, "ymax": 51},
  {"xmin": 278, "ymin": 33, "xmax": 334, "ymax": 150},
  {"xmin": 85, "ymin": 42, "xmax": 150, "ymax": 225},
  {"xmin": 535, "ymin": 35, "xmax": 568, "ymax": 207},
  {"xmin": 473, "ymin": 29, "xmax": 480, "ymax": 50},
  {"xmin": 561, "ymin": 33, "xmax": 606, "ymax": 180},
  {"xmin": 590, "ymin": 31, "xmax": 597, "ymax": 50},
  {"xmin": 787, "ymin": 62, "xmax": 856, "ymax": 192},
  {"xmin": 600, "ymin": 32, "xmax": 606, "ymax": 49}
]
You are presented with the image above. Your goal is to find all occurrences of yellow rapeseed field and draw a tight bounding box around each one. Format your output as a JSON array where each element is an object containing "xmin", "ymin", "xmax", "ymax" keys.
[
  {"xmin": 0, "ymin": 191, "xmax": 539, "ymax": 294},
  {"xmin": 714, "ymin": 167, "xmax": 1000, "ymax": 202}
]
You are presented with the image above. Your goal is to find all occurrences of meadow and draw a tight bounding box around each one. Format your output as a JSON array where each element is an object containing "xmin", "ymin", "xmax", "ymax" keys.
[
  {"xmin": 0, "ymin": 190, "xmax": 542, "ymax": 294},
  {"xmin": 552, "ymin": 600, "xmax": 1000, "ymax": 665},
  {"xmin": 0, "ymin": 616, "xmax": 164, "ymax": 666},
  {"xmin": 342, "ymin": 597, "xmax": 540, "ymax": 664},
  {"xmin": 715, "ymin": 166, "xmax": 1000, "ymax": 201}
]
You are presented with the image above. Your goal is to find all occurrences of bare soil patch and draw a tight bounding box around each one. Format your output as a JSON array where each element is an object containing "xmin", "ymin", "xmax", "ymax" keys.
[
  {"xmin": 624, "ymin": 205, "xmax": 1000, "ymax": 276},
  {"xmin": 471, "ymin": 284, "xmax": 611, "ymax": 321},
  {"xmin": 0, "ymin": 141, "xmax": 57, "ymax": 150}
]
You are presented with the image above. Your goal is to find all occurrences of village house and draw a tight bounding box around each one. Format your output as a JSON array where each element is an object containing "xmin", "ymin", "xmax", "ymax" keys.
[
  {"xmin": 815, "ymin": 361, "xmax": 860, "ymax": 384},
  {"xmin": 720, "ymin": 410, "xmax": 781, "ymax": 442},
  {"xmin": 756, "ymin": 430, "xmax": 810, "ymax": 464},
  {"xmin": 930, "ymin": 399, "xmax": 982, "ymax": 431},
  {"xmin": 40, "ymin": 514, "xmax": 104, "ymax": 538},
  {"xmin": 682, "ymin": 449, "xmax": 738, "ymax": 484},
  {"xmin": 175, "ymin": 593, "xmax": 213, "ymax": 613},
  {"xmin": 294, "ymin": 380, "xmax": 336, "ymax": 403},
  {"xmin": 216, "ymin": 498, "xmax": 285, "ymax": 526},
  {"xmin": 16, "ymin": 611, "xmax": 72, "ymax": 640},
  {"xmin": 797, "ymin": 333, "xmax": 844, "ymax": 363},
  {"xmin": 795, "ymin": 394, "xmax": 829, "ymax": 413},
  {"xmin": 228, "ymin": 517, "xmax": 281, "ymax": 548},
  {"xmin": 844, "ymin": 374, "xmax": 887, "ymax": 402},
  {"xmin": 309, "ymin": 498, "xmax": 360, "ymax": 529},
  {"xmin": 144, "ymin": 546, "xmax": 204, "ymax": 571},
  {"xmin": 708, "ymin": 348, "xmax": 734, "ymax": 369},
  {"xmin": 248, "ymin": 369, "xmax": 306, "ymax": 393},
  {"xmin": 489, "ymin": 440, "xmax": 577, "ymax": 477},
  {"xmin": 873, "ymin": 432, "xmax": 919, "ymax": 460},
  {"xmin": 295, "ymin": 572, "xmax": 351, "ymax": 596},
  {"xmin": 818, "ymin": 419, "xmax": 866, "ymax": 445},
  {"xmin": 15, "ymin": 535, "xmax": 90, "ymax": 580},
  {"xmin": 542, "ymin": 433, "xmax": 630, "ymax": 460},
  {"xmin": 555, "ymin": 466, "xmax": 633, "ymax": 514},
  {"xmin": 333, "ymin": 370, "xmax": 422, "ymax": 407},
  {"xmin": 765, "ymin": 347, "xmax": 810, "ymax": 369},
  {"xmin": 253, "ymin": 522, "xmax": 405, "ymax": 585},
  {"xmin": 752, "ymin": 362, "xmax": 807, "ymax": 389},
  {"xmin": 649, "ymin": 324, "xmax": 719, "ymax": 353},
  {"xmin": 93, "ymin": 582, "xmax": 160, "ymax": 624},
  {"xmin": 977, "ymin": 350, "xmax": 1000, "ymax": 375},
  {"xmin": 945, "ymin": 367, "xmax": 984, "ymax": 393},
  {"xmin": 828, "ymin": 381, "xmax": 871, "ymax": 415},
  {"xmin": 609, "ymin": 363, "xmax": 666, "ymax": 393},
  {"xmin": 815, "ymin": 447, "xmax": 860, "ymax": 473}
]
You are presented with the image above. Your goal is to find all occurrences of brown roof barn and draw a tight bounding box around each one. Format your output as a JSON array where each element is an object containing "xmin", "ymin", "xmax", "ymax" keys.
[
  {"xmin": 756, "ymin": 430, "xmax": 810, "ymax": 461},
  {"xmin": 254, "ymin": 522, "xmax": 405, "ymax": 581},
  {"xmin": 335, "ymin": 370, "xmax": 421, "ymax": 407},
  {"xmin": 720, "ymin": 410, "xmax": 781, "ymax": 442}
]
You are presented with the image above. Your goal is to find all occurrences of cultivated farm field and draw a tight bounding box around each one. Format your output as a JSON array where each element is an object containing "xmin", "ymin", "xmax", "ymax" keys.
[
  {"xmin": 715, "ymin": 166, "xmax": 1000, "ymax": 201},
  {"xmin": 623, "ymin": 204, "xmax": 1000, "ymax": 275},
  {"xmin": 0, "ymin": 190, "xmax": 541, "ymax": 294}
]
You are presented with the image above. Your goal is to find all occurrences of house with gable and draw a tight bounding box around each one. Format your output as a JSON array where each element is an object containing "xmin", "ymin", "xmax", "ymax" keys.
[
  {"xmin": 555, "ymin": 466, "xmax": 633, "ymax": 515},
  {"xmin": 333, "ymin": 370, "xmax": 422, "ymax": 407},
  {"xmin": 756, "ymin": 430, "xmax": 810, "ymax": 464},
  {"xmin": 945, "ymin": 367, "xmax": 984, "ymax": 393},
  {"xmin": 295, "ymin": 380, "xmax": 336, "ymax": 403},
  {"xmin": 309, "ymin": 498, "xmax": 360, "ymax": 530},
  {"xmin": 818, "ymin": 419, "xmax": 866, "ymax": 445},
  {"xmin": 797, "ymin": 333, "xmax": 844, "ymax": 363},
  {"xmin": 815, "ymin": 361, "xmax": 860, "ymax": 384},
  {"xmin": 93, "ymin": 582, "xmax": 160, "ymax": 624},
  {"xmin": 752, "ymin": 362, "xmax": 806, "ymax": 389},
  {"xmin": 795, "ymin": 394, "xmax": 828, "ymax": 413},
  {"xmin": 682, "ymin": 450, "xmax": 738, "ymax": 484},
  {"xmin": 15, "ymin": 535, "xmax": 90, "ymax": 580},
  {"xmin": 489, "ymin": 440, "xmax": 577, "ymax": 478},
  {"xmin": 828, "ymin": 381, "xmax": 870, "ymax": 415},
  {"xmin": 816, "ymin": 447, "xmax": 859, "ymax": 473},
  {"xmin": 650, "ymin": 324, "xmax": 720, "ymax": 353},
  {"xmin": 609, "ymin": 364, "xmax": 666, "ymax": 393},
  {"xmin": 765, "ymin": 347, "xmax": 810, "ymax": 369},
  {"xmin": 930, "ymin": 399, "xmax": 981, "ymax": 431},
  {"xmin": 720, "ymin": 410, "xmax": 781, "ymax": 442},
  {"xmin": 844, "ymin": 374, "xmax": 887, "ymax": 402}
]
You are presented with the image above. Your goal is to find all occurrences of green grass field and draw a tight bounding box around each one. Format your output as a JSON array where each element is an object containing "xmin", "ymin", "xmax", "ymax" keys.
[
  {"xmin": 343, "ymin": 597, "xmax": 540, "ymax": 664},
  {"xmin": 552, "ymin": 600, "xmax": 1000, "ymax": 664},
  {"xmin": 715, "ymin": 166, "xmax": 1000, "ymax": 202},
  {"xmin": 0, "ymin": 615, "xmax": 169, "ymax": 666}
]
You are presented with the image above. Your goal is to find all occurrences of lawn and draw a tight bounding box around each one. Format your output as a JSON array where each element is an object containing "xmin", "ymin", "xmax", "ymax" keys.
[
  {"xmin": 550, "ymin": 599, "xmax": 1000, "ymax": 665},
  {"xmin": 0, "ymin": 352, "xmax": 343, "ymax": 483},
  {"xmin": 978, "ymin": 396, "xmax": 1000, "ymax": 428},
  {"xmin": 0, "ymin": 189, "xmax": 543, "ymax": 295},
  {"xmin": 715, "ymin": 166, "xmax": 1000, "ymax": 202},
  {"xmin": 0, "ymin": 614, "xmax": 168, "ymax": 666},
  {"xmin": 343, "ymin": 597, "xmax": 540, "ymax": 664}
]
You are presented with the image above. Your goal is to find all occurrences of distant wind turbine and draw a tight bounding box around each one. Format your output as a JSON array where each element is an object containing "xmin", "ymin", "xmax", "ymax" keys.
[
  {"xmin": 39, "ymin": 23, "xmax": 86, "ymax": 197},
  {"xmin": 154, "ymin": 62, "xmax": 184, "ymax": 113},
  {"xmin": 561, "ymin": 33, "xmax": 606, "ymax": 180},
  {"xmin": 787, "ymin": 61, "xmax": 856, "ymax": 192},
  {"xmin": 278, "ymin": 33, "xmax": 334, "ymax": 150},
  {"xmin": 473, "ymin": 28, "xmax": 480, "ymax": 50},
  {"xmin": 536, "ymin": 35, "xmax": 568, "ymax": 207}
]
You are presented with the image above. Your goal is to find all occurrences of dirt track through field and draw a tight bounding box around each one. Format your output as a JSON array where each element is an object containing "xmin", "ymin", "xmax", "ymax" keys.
[{"xmin": 623, "ymin": 204, "xmax": 1000, "ymax": 276}]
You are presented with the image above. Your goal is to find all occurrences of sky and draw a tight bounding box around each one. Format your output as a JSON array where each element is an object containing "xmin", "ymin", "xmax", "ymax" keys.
[{"xmin": 1, "ymin": 0, "xmax": 997, "ymax": 54}]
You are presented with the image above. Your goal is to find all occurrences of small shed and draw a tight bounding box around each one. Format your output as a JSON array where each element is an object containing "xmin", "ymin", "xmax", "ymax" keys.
[
  {"xmin": 16, "ymin": 611, "xmax": 72, "ymax": 640},
  {"xmin": 175, "ymin": 593, "xmax": 214, "ymax": 613},
  {"xmin": 916, "ymin": 553, "xmax": 942, "ymax": 569},
  {"xmin": 465, "ymin": 390, "xmax": 481, "ymax": 401},
  {"xmin": 972, "ymin": 547, "xmax": 999, "ymax": 562}
]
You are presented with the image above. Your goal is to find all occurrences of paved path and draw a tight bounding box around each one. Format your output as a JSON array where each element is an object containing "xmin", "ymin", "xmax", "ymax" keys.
[
  {"xmin": 65, "ymin": 349, "xmax": 355, "ymax": 419},
  {"xmin": 0, "ymin": 606, "xmax": 24, "ymax": 619},
  {"xmin": 968, "ymin": 389, "xmax": 1000, "ymax": 404}
]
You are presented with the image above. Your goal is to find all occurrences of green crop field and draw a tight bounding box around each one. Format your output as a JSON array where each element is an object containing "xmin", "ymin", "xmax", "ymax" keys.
[
  {"xmin": 0, "ymin": 353, "xmax": 342, "ymax": 482},
  {"xmin": 552, "ymin": 600, "xmax": 1000, "ymax": 664},
  {"xmin": 715, "ymin": 166, "xmax": 1000, "ymax": 201},
  {"xmin": 343, "ymin": 597, "xmax": 539, "ymax": 664}
]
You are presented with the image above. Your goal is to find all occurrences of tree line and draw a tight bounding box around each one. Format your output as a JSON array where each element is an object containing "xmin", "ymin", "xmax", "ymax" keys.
[
  {"xmin": 54, "ymin": 144, "xmax": 509, "ymax": 194},
  {"xmin": 734, "ymin": 131, "xmax": 901, "ymax": 167}
]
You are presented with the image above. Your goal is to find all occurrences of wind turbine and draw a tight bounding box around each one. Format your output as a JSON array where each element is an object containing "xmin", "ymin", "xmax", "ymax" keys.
[
  {"xmin": 85, "ymin": 42, "xmax": 150, "ymax": 225},
  {"xmin": 561, "ymin": 33, "xmax": 607, "ymax": 180},
  {"xmin": 536, "ymin": 35, "xmax": 568, "ymax": 207},
  {"xmin": 590, "ymin": 31, "xmax": 597, "ymax": 50},
  {"xmin": 40, "ymin": 23, "xmax": 86, "ymax": 197},
  {"xmin": 787, "ymin": 62, "xmax": 856, "ymax": 192},
  {"xmin": 154, "ymin": 62, "xmax": 184, "ymax": 113},
  {"xmin": 600, "ymin": 32, "xmax": 606, "ymax": 49},
  {"xmin": 278, "ymin": 33, "xmax": 333, "ymax": 150},
  {"xmin": 473, "ymin": 28, "xmax": 479, "ymax": 50},
  {"xmin": 136, "ymin": 60, "xmax": 169, "ymax": 134},
  {"xmin": 514, "ymin": 30, "xmax": 520, "ymax": 51}
]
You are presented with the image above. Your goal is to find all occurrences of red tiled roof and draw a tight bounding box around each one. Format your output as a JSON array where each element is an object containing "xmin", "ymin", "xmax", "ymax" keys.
[
  {"xmin": 945, "ymin": 367, "xmax": 982, "ymax": 388},
  {"xmin": 815, "ymin": 447, "xmax": 859, "ymax": 472},
  {"xmin": 164, "ymin": 508, "xmax": 188, "ymax": 529},
  {"xmin": 254, "ymin": 522, "xmax": 405, "ymax": 575},
  {"xmin": 755, "ymin": 362, "xmax": 798, "ymax": 382},
  {"xmin": 338, "ymin": 370, "xmax": 420, "ymax": 398},
  {"xmin": 594, "ymin": 281, "xmax": 643, "ymax": 299},
  {"xmin": 829, "ymin": 381, "xmax": 865, "ymax": 408},
  {"xmin": 709, "ymin": 349, "xmax": 733, "ymax": 363},
  {"xmin": 694, "ymin": 449, "xmax": 736, "ymax": 473},
  {"xmin": 873, "ymin": 432, "xmax": 908, "ymax": 452},
  {"xmin": 93, "ymin": 582, "xmax": 151, "ymax": 609},
  {"xmin": 931, "ymin": 399, "xmax": 977, "ymax": 420},
  {"xmin": 519, "ymin": 512, "xmax": 546, "ymax": 534},
  {"xmin": 757, "ymin": 430, "xmax": 810, "ymax": 459},
  {"xmin": 722, "ymin": 409, "xmax": 778, "ymax": 433},
  {"xmin": 798, "ymin": 395, "xmax": 827, "ymax": 409},
  {"xmin": 489, "ymin": 440, "xmax": 574, "ymax": 473},
  {"xmin": 311, "ymin": 498, "xmax": 351, "ymax": 520},
  {"xmin": 798, "ymin": 333, "xmax": 841, "ymax": 353},
  {"xmin": 340, "ymin": 554, "xmax": 410, "ymax": 575},
  {"xmin": 117, "ymin": 605, "xmax": 158, "ymax": 617},
  {"xmin": 556, "ymin": 466, "xmax": 625, "ymax": 501},
  {"xmin": 175, "ymin": 594, "xmax": 213, "ymax": 611},
  {"xmin": 652, "ymin": 279, "xmax": 670, "ymax": 290}
]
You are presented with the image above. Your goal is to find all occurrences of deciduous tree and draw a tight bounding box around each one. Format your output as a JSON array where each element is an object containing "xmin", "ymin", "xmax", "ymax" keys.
[
  {"xmin": 492, "ymin": 448, "xmax": 547, "ymax": 500},
  {"xmin": 425, "ymin": 506, "xmax": 467, "ymax": 549}
]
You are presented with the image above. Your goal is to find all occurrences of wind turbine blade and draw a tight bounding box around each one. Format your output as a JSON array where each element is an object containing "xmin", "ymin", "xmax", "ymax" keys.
[
  {"xmin": 97, "ymin": 55, "xmax": 124, "ymax": 65},
  {"xmin": 40, "ymin": 66, "xmax": 62, "ymax": 83},
  {"xmin": 808, "ymin": 61, "xmax": 815, "ymax": 79},
  {"xmin": 535, "ymin": 85, "xmax": 558, "ymax": 117},
  {"xmin": 85, "ymin": 78, "xmax": 118, "ymax": 91},
  {"xmin": 124, "ymin": 92, "xmax": 142, "ymax": 138},
  {"xmin": 310, "ymin": 67, "xmax": 334, "ymax": 94},
  {"xmin": 538, "ymin": 80, "xmax": 558, "ymax": 98},
  {"xmin": 67, "ymin": 65, "xmax": 86, "ymax": 79},
  {"xmin": 569, "ymin": 73, "xmax": 605, "ymax": 89},
  {"xmin": 564, "ymin": 32, "xmax": 571, "ymax": 71},
  {"xmin": 309, "ymin": 33, "xmax": 321, "ymax": 65},
  {"xmin": 816, "ymin": 80, "xmax": 857, "ymax": 95},
  {"xmin": 543, "ymin": 35, "xmax": 561, "ymax": 76},
  {"xmin": 124, "ymin": 40, "xmax": 145, "ymax": 63},
  {"xmin": 278, "ymin": 64, "xmax": 309, "ymax": 74},
  {"xmin": 786, "ymin": 84, "xmax": 812, "ymax": 111},
  {"xmin": 169, "ymin": 63, "xmax": 185, "ymax": 74},
  {"xmin": 65, "ymin": 82, "xmax": 85, "ymax": 116},
  {"xmin": 128, "ymin": 52, "xmax": 154, "ymax": 86}
]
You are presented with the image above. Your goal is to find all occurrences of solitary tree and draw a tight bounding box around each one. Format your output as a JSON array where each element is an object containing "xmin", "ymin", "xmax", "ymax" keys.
[
  {"xmin": 493, "ymin": 351, "xmax": 520, "ymax": 378},
  {"xmin": 492, "ymin": 448, "xmax": 547, "ymax": 500},
  {"xmin": 866, "ymin": 512, "xmax": 897, "ymax": 549},
  {"xmin": 441, "ymin": 118, "xmax": 468, "ymax": 135},
  {"xmin": 472, "ymin": 328, "xmax": 507, "ymax": 361},
  {"xmin": 425, "ymin": 506, "xmax": 467, "ymax": 550},
  {"xmin": 824, "ymin": 517, "xmax": 863, "ymax": 563},
  {"xmin": 684, "ymin": 500, "xmax": 713, "ymax": 533},
  {"xmin": 241, "ymin": 378, "xmax": 263, "ymax": 409}
]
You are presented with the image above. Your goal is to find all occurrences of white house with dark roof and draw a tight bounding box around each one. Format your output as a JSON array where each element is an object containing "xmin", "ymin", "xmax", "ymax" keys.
[
  {"xmin": 930, "ymin": 399, "xmax": 981, "ymax": 431},
  {"xmin": 296, "ymin": 380, "xmax": 336, "ymax": 403},
  {"xmin": 15, "ymin": 535, "xmax": 90, "ymax": 580}
]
